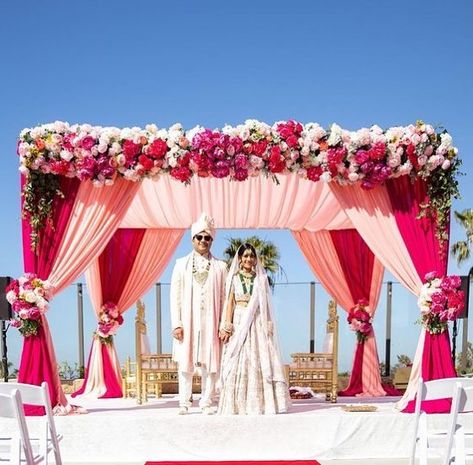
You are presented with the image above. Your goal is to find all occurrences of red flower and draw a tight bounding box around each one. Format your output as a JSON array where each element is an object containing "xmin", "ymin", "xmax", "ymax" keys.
[
  {"xmin": 234, "ymin": 169, "xmax": 248, "ymax": 181},
  {"xmin": 307, "ymin": 166, "xmax": 323, "ymax": 182},
  {"xmin": 286, "ymin": 135, "xmax": 299, "ymax": 148},
  {"xmin": 122, "ymin": 140, "xmax": 142, "ymax": 158},
  {"xmin": 50, "ymin": 160, "xmax": 71, "ymax": 175},
  {"xmin": 147, "ymin": 139, "xmax": 168, "ymax": 159},
  {"xmin": 138, "ymin": 155, "xmax": 154, "ymax": 171},
  {"xmin": 171, "ymin": 166, "xmax": 192, "ymax": 183}
]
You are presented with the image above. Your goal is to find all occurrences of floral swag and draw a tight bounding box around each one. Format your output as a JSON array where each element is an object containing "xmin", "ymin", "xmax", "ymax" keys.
[
  {"xmin": 95, "ymin": 302, "xmax": 124, "ymax": 344},
  {"xmin": 347, "ymin": 299, "xmax": 373, "ymax": 343},
  {"xmin": 418, "ymin": 272, "xmax": 465, "ymax": 334},
  {"xmin": 6, "ymin": 273, "xmax": 52, "ymax": 337},
  {"xmin": 18, "ymin": 120, "xmax": 460, "ymax": 249}
]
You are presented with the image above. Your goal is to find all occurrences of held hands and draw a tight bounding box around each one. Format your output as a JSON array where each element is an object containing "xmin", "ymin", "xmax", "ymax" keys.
[
  {"xmin": 172, "ymin": 327, "xmax": 184, "ymax": 342},
  {"xmin": 219, "ymin": 322, "xmax": 234, "ymax": 344}
]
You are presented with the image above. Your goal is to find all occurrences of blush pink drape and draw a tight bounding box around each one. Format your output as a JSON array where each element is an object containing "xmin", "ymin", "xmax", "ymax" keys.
[
  {"xmin": 293, "ymin": 229, "xmax": 386, "ymax": 396},
  {"xmin": 20, "ymin": 178, "xmax": 140, "ymax": 413},
  {"xmin": 330, "ymin": 180, "xmax": 455, "ymax": 411},
  {"xmin": 120, "ymin": 175, "xmax": 353, "ymax": 231},
  {"xmin": 73, "ymin": 228, "xmax": 185, "ymax": 398}
]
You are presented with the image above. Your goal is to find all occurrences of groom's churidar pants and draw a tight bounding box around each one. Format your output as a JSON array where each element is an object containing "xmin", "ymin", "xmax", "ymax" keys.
[{"xmin": 179, "ymin": 367, "xmax": 216, "ymax": 408}]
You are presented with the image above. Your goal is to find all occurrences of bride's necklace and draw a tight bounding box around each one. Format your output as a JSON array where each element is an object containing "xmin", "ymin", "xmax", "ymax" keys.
[{"xmin": 238, "ymin": 270, "xmax": 255, "ymax": 295}]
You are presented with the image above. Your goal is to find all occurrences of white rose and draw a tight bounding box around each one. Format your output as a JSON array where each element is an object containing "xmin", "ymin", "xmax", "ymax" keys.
[
  {"xmin": 320, "ymin": 172, "xmax": 332, "ymax": 182},
  {"xmin": 23, "ymin": 290, "xmax": 37, "ymax": 303},
  {"xmin": 327, "ymin": 124, "xmax": 342, "ymax": 146},
  {"xmin": 6, "ymin": 290, "xmax": 16, "ymax": 304},
  {"xmin": 348, "ymin": 172, "xmax": 359, "ymax": 182},
  {"xmin": 145, "ymin": 124, "xmax": 158, "ymax": 133}
]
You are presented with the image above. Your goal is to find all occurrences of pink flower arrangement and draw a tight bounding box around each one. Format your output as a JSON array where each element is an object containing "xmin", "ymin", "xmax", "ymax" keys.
[
  {"xmin": 18, "ymin": 120, "xmax": 460, "ymax": 251},
  {"xmin": 5, "ymin": 273, "xmax": 52, "ymax": 337},
  {"xmin": 17, "ymin": 120, "xmax": 458, "ymax": 187},
  {"xmin": 95, "ymin": 302, "xmax": 124, "ymax": 344},
  {"xmin": 418, "ymin": 271, "xmax": 465, "ymax": 334},
  {"xmin": 347, "ymin": 299, "xmax": 373, "ymax": 343}
]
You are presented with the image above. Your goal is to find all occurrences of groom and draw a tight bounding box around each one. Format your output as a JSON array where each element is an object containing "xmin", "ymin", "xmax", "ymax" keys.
[{"xmin": 170, "ymin": 213, "xmax": 227, "ymax": 414}]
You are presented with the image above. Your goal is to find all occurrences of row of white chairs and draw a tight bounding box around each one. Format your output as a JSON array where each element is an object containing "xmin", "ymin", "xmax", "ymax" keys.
[
  {"xmin": 411, "ymin": 377, "xmax": 473, "ymax": 465},
  {"xmin": 0, "ymin": 382, "xmax": 62, "ymax": 465}
]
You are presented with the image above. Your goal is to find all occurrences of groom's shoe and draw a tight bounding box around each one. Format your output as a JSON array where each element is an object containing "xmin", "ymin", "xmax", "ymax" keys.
[
  {"xmin": 178, "ymin": 406, "xmax": 189, "ymax": 415},
  {"xmin": 201, "ymin": 406, "xmax": 215, "ymax": 415}
]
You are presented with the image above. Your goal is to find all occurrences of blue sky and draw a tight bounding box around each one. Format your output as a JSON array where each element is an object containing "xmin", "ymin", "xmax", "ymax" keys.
[{"xmin": 0, "ymin": 0, "xmax": 472, "ymax": 373}]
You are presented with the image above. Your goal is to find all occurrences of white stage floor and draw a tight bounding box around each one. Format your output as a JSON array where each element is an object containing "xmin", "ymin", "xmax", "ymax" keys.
[{"xmin": 3, "ymin": 394, "xmax": 473, "ymax": 464}]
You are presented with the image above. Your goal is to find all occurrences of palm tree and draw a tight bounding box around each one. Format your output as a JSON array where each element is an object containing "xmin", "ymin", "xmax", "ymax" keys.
[
  {"xmin": 223, "ymin": 236, "xmax": 285, "ymax": 287},
  {"xmin": 451, "ymin": 209, "xmax": 473, "ymax": 268}
]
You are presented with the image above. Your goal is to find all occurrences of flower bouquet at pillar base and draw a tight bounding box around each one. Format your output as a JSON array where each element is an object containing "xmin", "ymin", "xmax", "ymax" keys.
[
  {"xmin": 347, "ymin": 299, "xmax": 373, "ymax": 343},
  {"xmin": 418, "ymin": 272, "xmax": 465, "ymax": 334},
  {"xmin": 5, "ymin": 273, "xmax": 53, "ymax": 337},
  {"xmin": 95, "ymin": 302, "xmax": 123, "ymax": 344}
]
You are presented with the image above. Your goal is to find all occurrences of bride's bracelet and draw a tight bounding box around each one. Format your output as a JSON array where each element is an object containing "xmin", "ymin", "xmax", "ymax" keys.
[{"xmin": 222, "ymin": 322, "xmax": 234, "ymax": 334}]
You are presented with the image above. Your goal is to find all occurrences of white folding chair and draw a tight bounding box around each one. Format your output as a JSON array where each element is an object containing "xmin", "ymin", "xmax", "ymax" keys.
[
  {"xmin": 410, "ymin": 377, "xmax": 473, "ymax": 465},
  {"xmin": 443, "ymin": 384, "xmax": 473, "ymax": 465},
  {"xmin": 0, "ymin": 383, "xmax": 62, "ymax": 465},
  {"xmin": 0, "ymin": 390, "xmax": 43, "ymax": 464}
]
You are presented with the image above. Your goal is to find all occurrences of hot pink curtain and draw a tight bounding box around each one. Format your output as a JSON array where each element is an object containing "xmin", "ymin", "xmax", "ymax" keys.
[
  {"xmin": 20, "ymin": 176, "xmax": 80, "ymax": 415},
  {"xmin": 330, "ymin": 180, "xmax": 455, "ymax": 411},
  {"xmin": 292, "ymin": 229, "xmax": 386, "ymax": 396},
  {"xmin": 19, "ymin": 178, "xmax": 141, "ymax": 413},
  {"xmin": 386, "ymin": 177, "xmax": 455, "ymax": 412},
  {"xmin": 72, "ymin": 228, "xmax": 145, "ymax": 398},
  {"xmin": 73, "ymin": 228, "xmax": 184, "ymax": 398}
]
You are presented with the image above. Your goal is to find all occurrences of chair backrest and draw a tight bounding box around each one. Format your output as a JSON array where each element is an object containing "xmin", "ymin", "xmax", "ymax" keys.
[
  {"xmin": 415, "ymin": 377, "xmax": 473, "ymax": 415},
  {"xmin": 443, "ymin": 384, "xmax": 473, "ymax": 465},
  {"xmin": 0, "ymin": 389, "xmax": 36, "ymax": 464},
  {"xmin": 0, "ymin": 381, "xmax": 61, "ymax": 463}
]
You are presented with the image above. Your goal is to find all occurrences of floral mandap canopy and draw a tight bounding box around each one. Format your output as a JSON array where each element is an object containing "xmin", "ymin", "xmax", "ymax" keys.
[{"xmin": 14, "ymin": 119, "xmax": 461, "ymax": 414}]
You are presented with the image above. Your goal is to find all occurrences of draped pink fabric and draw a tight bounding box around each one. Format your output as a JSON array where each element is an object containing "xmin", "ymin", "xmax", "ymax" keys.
[
  {"xmin": 330, "ymin": 181, "xmax": 454, "ymax": 411},
  {"xmin": 74, "ymin": 228, "xmax": 185, "ymax": 398},
  {"xmin": 120, "ymin": 175, "xmax": 353, "ymax": 231},
  {"xmin": 386, "ymin": 177, "xmax": 456, "ymax": 412},
  {"xmin": 292, "ymin": 229, "xmax": 385, "ymax": 396},
  {"xmin": 73, "ymin": 228, "xmax": 146, "ymax": 398},
  {"xmin": 20, "ymin": 176, "xmax": 80, "ymax": 414},
  {"xmin": 19, "ymin": 178, "xmax": 140, "ymax": 412}
]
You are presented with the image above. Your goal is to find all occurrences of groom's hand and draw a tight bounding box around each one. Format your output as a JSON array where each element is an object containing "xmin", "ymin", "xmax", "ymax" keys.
[{"xmin": 172, "ymin": 327, "xmax": 184, "ymax": 342}]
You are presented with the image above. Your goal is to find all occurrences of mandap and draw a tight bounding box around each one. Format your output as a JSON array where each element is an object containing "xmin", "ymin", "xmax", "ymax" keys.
[{"xmin": 8, "ymin": 119, "xmax": 463, "ymax": 414}]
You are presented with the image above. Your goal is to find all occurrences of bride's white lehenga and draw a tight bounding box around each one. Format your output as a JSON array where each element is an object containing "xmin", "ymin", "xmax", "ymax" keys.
[{"xmin": 218, "ymin": 267, "xmax": 290, "ymax": 415}]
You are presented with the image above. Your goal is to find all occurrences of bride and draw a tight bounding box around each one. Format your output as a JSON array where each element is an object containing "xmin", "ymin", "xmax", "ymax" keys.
[{"xmin": 217, "ymin": 243, "xmax": 290, "ymax": 415}]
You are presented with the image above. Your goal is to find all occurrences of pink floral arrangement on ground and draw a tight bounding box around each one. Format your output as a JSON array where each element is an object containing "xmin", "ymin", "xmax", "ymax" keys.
[
  {"xmin": 347, "ymin": 299, "xmax": 373, "ymax": 343},
  {"xmin": 5, "ymin": 273, "xmax": 52, "ymax": 337},
  {"xmin": 95, "ymin": 302, "xmax": 124, "ymax": 344},
  {"xmin": 418, "ymin": 271, "xmax": 465, "ymax": 334}
]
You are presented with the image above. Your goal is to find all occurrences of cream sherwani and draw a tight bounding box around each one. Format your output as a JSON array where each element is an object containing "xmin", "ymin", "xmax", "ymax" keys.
[{"xmin": 170, "ymin": 251, "xmax": 227, "ymax": 408}]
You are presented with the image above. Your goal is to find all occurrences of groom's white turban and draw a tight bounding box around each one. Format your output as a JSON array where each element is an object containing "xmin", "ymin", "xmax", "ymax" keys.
[{"xmin": 191, "ymin": 213, "xmax": 216, "ymax": 239}]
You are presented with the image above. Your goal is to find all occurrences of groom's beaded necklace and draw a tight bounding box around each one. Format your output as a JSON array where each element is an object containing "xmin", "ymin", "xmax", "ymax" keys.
[
  {"xmin": 193, "ymin": 255, "xmax": 211, "ymax": 286},
  {"xmin": 238, "ymin": 271, "xmax": 255, "ymax": 296}
]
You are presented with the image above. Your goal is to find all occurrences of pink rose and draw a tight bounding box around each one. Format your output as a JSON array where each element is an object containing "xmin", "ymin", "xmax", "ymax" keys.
[{"xmin": 80, "ymin": 136, "xmax": 96, "ymax": 151}]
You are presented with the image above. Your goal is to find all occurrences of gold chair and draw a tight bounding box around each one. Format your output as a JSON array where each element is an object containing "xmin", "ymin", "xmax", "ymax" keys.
[
  {"xmin": 133, "ymin": 300, "xmax": 200, "ymax": 404},
  {"xmin": 288, "ymin": 300, "xmax": 339, "ymax": 402}
]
